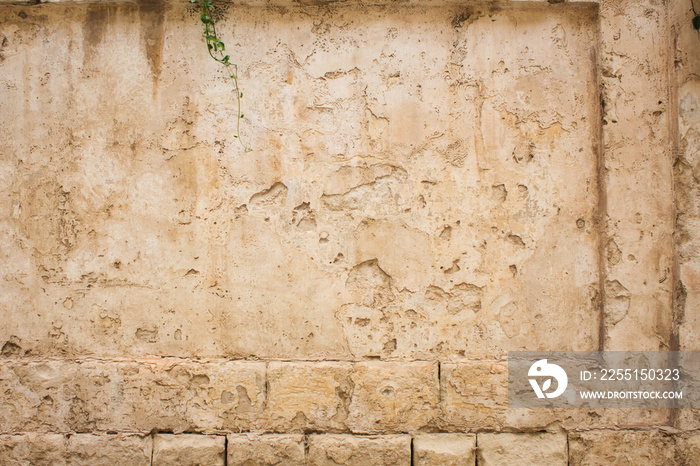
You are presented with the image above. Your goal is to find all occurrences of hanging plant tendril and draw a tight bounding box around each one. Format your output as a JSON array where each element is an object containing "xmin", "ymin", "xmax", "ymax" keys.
[{"xmin": 191, "ymin": 0, "xmax": 251, "ymax": 151}]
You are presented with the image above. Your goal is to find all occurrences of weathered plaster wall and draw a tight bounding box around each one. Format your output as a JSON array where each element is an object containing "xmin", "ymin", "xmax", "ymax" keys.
[
  {"xmin": 0, "ymin": 0, "xmax": 696, "ymax": 464},
  {"xmin": 0, "ymin": 1, "xmax": 603, "ymax": 360}
]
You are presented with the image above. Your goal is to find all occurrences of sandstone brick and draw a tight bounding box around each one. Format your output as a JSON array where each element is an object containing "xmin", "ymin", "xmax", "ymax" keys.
[
  {"xmin": 266, "ymin": 362, "xmax": 352, "ymax": 432},
  {"xmin": 413, "ymin": 434, "xmax": 476, "ymax": 466},
  {"xmin": 441, "ymin": 361, "xmax": 508, "ymax": 429},
  {"xmin": 439, "ymin": 360, "xmax": 670, "ymax": 431},
  {"xmin": 307, "ymin": 434, "xmax": 410, "ymax": 466},
  {"xmin": 477, "ymin": 433, "xmax": 567, "ymax": 466},
  {"xmin": 0, "ymin": 359, "xmax": 264, "ymax": 433},
  {"xmin": 568, "ymin": 431, "xmax": 676, "ymax": 466},
  {"xmin": 675, "ymin": 409, "xmax": 700, "ymax": 431},
  {"xmin": 0, "ymin": 433, "xmax": 151, "ymax": 466},
  {"xmin": 677, "ymin": 433, "xmax": 700, "ymax": 465},
  {"xmin": 348, "ymin": 361, "xmax": 438, "ymax": 433},
  {"xmin": 227, "ymin": 434, "xmax": 305, "ymax": 466},
  {"xmin": 152, "ymin": 434, "xmax": 225, "ymax": 466}
]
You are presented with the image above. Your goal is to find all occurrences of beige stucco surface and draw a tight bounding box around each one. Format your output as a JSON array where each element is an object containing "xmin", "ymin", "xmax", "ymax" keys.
[{"xmin": 0, "ymin": 1, "xmax": 604, "ymax": 360}]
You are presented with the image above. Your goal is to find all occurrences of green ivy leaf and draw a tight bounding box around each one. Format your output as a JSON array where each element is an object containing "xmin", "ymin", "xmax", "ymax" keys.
[
  {"xmin": 694, "ymin": 15, "xmax": 700, "ymax": 30},
  {"xmin": 194, "ymin": 0, "xmax": 251, "ymax": 151}
]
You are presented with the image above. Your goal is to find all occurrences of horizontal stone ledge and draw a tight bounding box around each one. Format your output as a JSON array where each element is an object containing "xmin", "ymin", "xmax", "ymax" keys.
[
  {"xmin": 0, "ymin": 358, "xmax": 677, "ymax": 434},
  {"xmin": 1, "ymin": 431, "xmax": 698, "ymax": 466},
  {"xmin": 0, "ymin": 359, "xmax": 442, "ymax": 434},
  {"xmin": 0, "ymin": 356, "xmax": 493, "ymax": 363},
  {"xmin": 0, "ymin": 0, "xmax": 602, "ymax": 6}
]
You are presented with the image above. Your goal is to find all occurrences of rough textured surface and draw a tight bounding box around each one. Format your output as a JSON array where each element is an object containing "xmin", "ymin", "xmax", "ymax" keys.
[
  {"xmin": 0, "ymin": 0, "xmax": 695, "ymax": 460},
  {"xmin": 568, "ymin": 431, "xmax": 677, "ymax": 466},
  {"xmin": 440, "ymin": 360, "xmax": 669, "ymax": 431},
  {"xmin": 347, "ymin": 361, "xmax": 438, "ymax": 433},
  {"xmin": 0, "ymin": 359, "xmax": 265, "ymax": 433},
  {"xmin": 672, "ymin": 0, "xmax": 700, "ymax": 433},
  {"xmin": 0, "ymin": 1, "xmax": 600, "ymax": 361},
  {"xmin": 266, "ymin": 361, "xmax": 353, "ymax": 432},
  {"xmin": 676, "ymin": 1, "xmax": 700, "ymax": 355},
  {"xmin": 413, "ymin": 434, "xmax": 476, "ymax": 466},
  {"xmin": 227, "ymin": 434, "xmax": 305, "ymax": 466},
  {"xmin": 599, "ymin": 0, "xmax": 674, "ymax": 351},
  {"xmin": 677, "ymin": 433, "xmax": 700, "ymax": 465},
  {"xmin": 477, "ymin": 433, "xmax": 567, "ymax": 466},
  {"xmin": 441, "ymin": 360, "xmax": 508, "ymax": 429},
  {"xmin": 152, "ymin": 434, "xmax": 225, "ymax": 466},
  {"xmin": 307, "ymin": 434, "xmax": 410, "ymax": 465},
  {"xmin": 0, "ymin": 433, "xmax": 152, "ymax": 466}
]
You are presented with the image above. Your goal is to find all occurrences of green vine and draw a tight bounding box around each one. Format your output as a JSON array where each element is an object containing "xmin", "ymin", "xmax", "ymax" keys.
[
  {"xmin": 191, "ymin": 0, "xmax": 251, "ymax": 151},
  {"xmin": 693, "ymin": 0, "xmax": 700, "ymax": 30}
]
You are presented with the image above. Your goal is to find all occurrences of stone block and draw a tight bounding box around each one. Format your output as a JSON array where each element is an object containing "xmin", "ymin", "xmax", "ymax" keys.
[
  {"xmin": 152, "ymin": 434, "xmax": 225, "ymax": 466},
  {"xmin": 227, "ymin": 434, "xmax": 305, "ymax": 466},
  {"xmin": 477, "ymin": 433, "xmax": 567, "ymax": 466},
  {"xmin": 0, "ymin": 359, "xmax": 265, "ymax": 433},
  {"xmin": 265, "ymin": 362, "xmax": 353, "ymax": 432},
  {"xmin": 568, "ymin": 431, "xmax": 676, "ymax": 465},
  {"xmin": 348, "ymin": 361, "xmax": 439, "ymax": 433},
  {"xmin": 440, "ymin": 360, "xmax": 670, "ymax": 431},
  {"xmin": 413, "ymin": 434, "xmax": 476, "ymax": 466},
  {"xmin": 677, "ymin": 433, "xmax": 700, "ymax": 465},
  {"xmin": 440, "ymin": 361, "xmax": 508, "ymax": 430},
  {"xmin": 307, "ymin": 434, "xmax": 410, "ymax": 466},
  {"xmin": 675, "ymin": 409, "xmax": 700, "ymax": 431},
  {"xmin": 0, "ymin": 433, "xmax": 151, "ymax": 466}
]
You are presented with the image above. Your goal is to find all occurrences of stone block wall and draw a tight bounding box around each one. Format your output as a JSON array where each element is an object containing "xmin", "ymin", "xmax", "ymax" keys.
[{"xmin": 0, "ymin": 0, "xmax": 697, "ymax": 463}]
